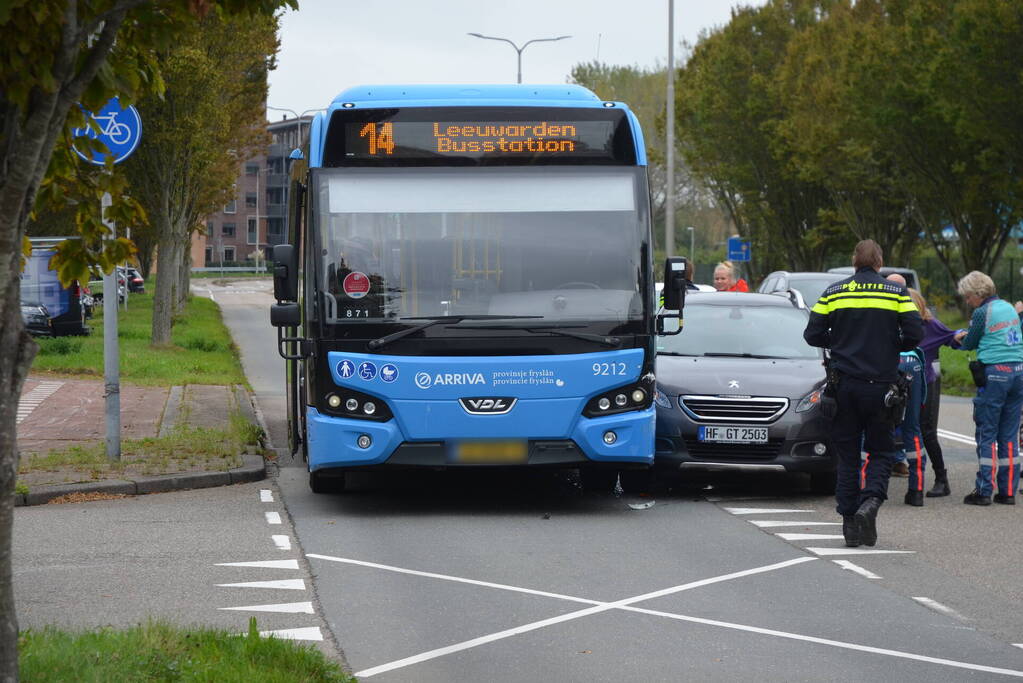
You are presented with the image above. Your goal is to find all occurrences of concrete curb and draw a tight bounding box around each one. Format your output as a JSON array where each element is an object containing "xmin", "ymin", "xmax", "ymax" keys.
[{"xmin": 14, "ymin": 454, "xmax": 265, "ymax": 507}]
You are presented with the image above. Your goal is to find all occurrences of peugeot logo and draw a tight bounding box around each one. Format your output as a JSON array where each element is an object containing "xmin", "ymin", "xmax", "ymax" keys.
[
  {"xmin": 728, "ymin": 380, "xmax": 740, "ymax": 389},
  {"xmin": 415, "ymin": 372, "xmax": 433, "ymax": 389},
  {"xmin": 460, "ymin": 397, "xmax": 516, "ymax": 415}
]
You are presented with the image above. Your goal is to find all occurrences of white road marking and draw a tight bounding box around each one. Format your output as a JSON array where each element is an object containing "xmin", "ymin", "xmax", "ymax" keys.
[
  {"xmin": 750, "ymin": 520, "xmax": 843, "ymax": 528},
  {"xmin": 936, "ymin": 428, "xmax": 976, "ymax": 446},
  {"xmin": 724, "ymin": 507, "xmax": 811, "ymax": 515},
  {"xmin": 257, "ymin": 627, "xmax": 323, "ymax": 641},
  {"xmin": 620, "ymin": 606, "xmax": 1023, "ymax": 678},
  {"xmin": 1014, "ymin": 644, "xmax": 1023, "ymax": 650},
  {"xmin": 17, "ymin": 381, "xmax": 64, "ymax": 424},
  {"xmin": 260, "ymin": 489, "xmax": 274, "ymax": 502},
  {"xmin": 272, "ymin": 535, "xmax": 291, "ymax": 550},
  {"xmin": 775, "ymin": 533, "xmax": 846, "ymax": 541},
  {"xmin": 220, "ymin": 601, "xmax": 314, "ymax": 614},
  {"xmin": 216, "ymin": 579, "xmax": 306, "ymax": 590},
  {"xmin": 216, "ymin": 559, "xmax": 300, "ymax": 569},
  {"xmin": 348, "ymin": 557, "xmax": 817, "ymax": 678},
  {"xmin": 832, "ymin": 560, "xmax": 881, "ymax": 579},
  {"xmin": 265, "ymin": 511, "xmax": 282, "ymax": 525},
  {"xmin": 805, "ymin": 547, "xmax": 915, "ymax": 557},
  {"xmin": 913, "ymin": 597, "xmax": 968, "ymax": 621}
]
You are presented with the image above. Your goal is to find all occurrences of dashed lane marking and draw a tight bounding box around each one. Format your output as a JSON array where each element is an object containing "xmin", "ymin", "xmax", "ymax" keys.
[
  {"xmin": 329, "ymin": 556, "xmax": 818, "ymax": 678},
  {"xmin": 216, "ymin": 559, "xmax": 300, "ymax": 569},
  {"xmin": 775, "ymin": 533, "xmax": 846, "ymax": 541},
  {"xmin": 805, "ymin": 547, "xmax": 915, "ymax": 557},
  {"xmin": 936, "ymin": 428, "xmax": 976, "ymax": 446},
  {"xmin": 220, "ymin": 601, "xmax": 314, "ymax": 614},
  {"xmin": 1015, "ymin": 644, "xmax": 1023, "ymax": 650},
  {"xmin": 216, "ymin": 579, "xmax": 306, "ymax": 590},
  {"xmin": 749, "ymin": 520, "xmax": 842, "ymax": 528},
  {"xmin": 260, "ymin": 489, "xmax": 274, "ymax": 502},
  {"xmin": 833, "ymin": 560, "xmax": 881, "ymax": 579},
  {"xmin": 257, "ymin": 627, "xmax": 323, "ymax": 641},
  {"xmin": 17, "ymin": 380, "xmax": 64, "ymax": 424},
  {"xmin": 724, "ymin": 507, "xmax": 811, "ymax": 515},
  {"xmin": 913, "ymin": 597, "xmax": 968, "ymax": 621},
  {"xmin": 265, "ymin": 511, "xmax": 282, "ymax": 525},
  {"xmin": 272, "ymin": 535, "xmax": 291, "ymax": 550}
]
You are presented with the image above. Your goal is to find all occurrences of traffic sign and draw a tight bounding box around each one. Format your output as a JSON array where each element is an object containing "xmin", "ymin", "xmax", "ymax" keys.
[
  {"xmin": 71, "ymin": 97, "xmax": 142, "ymax": 165},
  {"xmin": 727, "ymin": 237, "xmax": 751, "ymax": 262}
]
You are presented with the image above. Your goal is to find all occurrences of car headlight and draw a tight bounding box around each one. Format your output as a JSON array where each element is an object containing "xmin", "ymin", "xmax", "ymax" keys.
[
  {"xmin": 795, "ymin": 388, "xmax": 823, "ymax": 413},
  {"xmin": 654, "ymin": 387, "xmax": 672, "ymax": 409}
]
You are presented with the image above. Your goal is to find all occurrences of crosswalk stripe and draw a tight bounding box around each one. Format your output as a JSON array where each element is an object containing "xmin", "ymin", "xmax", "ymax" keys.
[{"xmin": 220, "ymin": 601, "xmax": 314, "ymax": 614}]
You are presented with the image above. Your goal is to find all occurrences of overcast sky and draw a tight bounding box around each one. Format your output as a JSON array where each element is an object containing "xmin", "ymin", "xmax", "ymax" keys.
[{"xmin": 267, "ymin": 0, "xmax": 766, "ymax": 120}]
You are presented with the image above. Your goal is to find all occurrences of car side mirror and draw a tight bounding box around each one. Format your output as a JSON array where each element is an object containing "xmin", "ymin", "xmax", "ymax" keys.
[{"xmin": 272, "ymin": 244, "xmax": 298, "ymax": 302}]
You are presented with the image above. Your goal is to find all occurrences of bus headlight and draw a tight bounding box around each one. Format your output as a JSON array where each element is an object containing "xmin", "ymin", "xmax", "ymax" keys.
[
  {"xmin": 584, "ymin": 381, "xmax": 654, "ymax": 417},
  {"xmin": 327, "ymin": 394, "xmax": 342, "ymax": 408},
  {"xmin": 321, "ymin": 388, "xmax": 392, "ymax": 421}
]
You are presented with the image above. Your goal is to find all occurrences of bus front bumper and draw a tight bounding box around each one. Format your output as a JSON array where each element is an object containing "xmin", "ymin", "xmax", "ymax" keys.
[{"xmin": 305, "ymin": 407, "xmax": 654, "ymax": 471}]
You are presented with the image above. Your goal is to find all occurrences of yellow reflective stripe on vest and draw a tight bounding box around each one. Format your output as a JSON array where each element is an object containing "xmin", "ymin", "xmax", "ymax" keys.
[
  {"xmin": 820, "ymin": 290, "xmax": 905, "ymax": 303},
  {"xmin": 825, "ymin": 297, "xmax": 910, "ymax": 312}
]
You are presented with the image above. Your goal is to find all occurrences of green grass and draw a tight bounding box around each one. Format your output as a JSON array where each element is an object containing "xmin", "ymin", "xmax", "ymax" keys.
[
  {"xmin": 191, "ymin": 271, "xmax": 269, "ymax": 279},
  {"xmin": 932, "ymin": 306, "xmax": 973, "ymax": 397},
  {"xmin": 19, "ymin": 620, "xmax": 353, "ymax": 682},
  {"xmin": 31, "ymin": 292, "xmax": 246, "ymax": 386},
  {"xmin": 17, "ymin": 413, "xmax": 260, "ymax": 482}
]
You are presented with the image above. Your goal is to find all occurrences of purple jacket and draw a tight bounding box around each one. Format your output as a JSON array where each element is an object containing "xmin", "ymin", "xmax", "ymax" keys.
[{"xmin": 918, "ymin": 316, "xmax": 959, "ymax": 384}]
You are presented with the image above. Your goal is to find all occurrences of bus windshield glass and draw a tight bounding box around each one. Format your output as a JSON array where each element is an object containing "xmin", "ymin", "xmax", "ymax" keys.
[{"xmin": 315, "ymin": 166, "xmax": 646, "ymax": 327}]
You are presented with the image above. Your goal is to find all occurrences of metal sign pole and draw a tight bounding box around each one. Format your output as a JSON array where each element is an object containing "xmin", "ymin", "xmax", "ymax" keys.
[{"xmin": 101, "ymin": 192, "xmax": 121, "ymax": 461}]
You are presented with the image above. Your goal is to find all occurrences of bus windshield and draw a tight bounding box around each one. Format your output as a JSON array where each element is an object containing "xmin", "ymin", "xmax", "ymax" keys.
[{"xmin": 315, "ymin": 166, "xmax": 647, "ymax": 326}]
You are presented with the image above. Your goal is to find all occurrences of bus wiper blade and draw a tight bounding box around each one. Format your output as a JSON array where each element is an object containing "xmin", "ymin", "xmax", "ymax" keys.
[
  {"xmin": 367, "ymin": 315, "xmax": 542, "ymax": 350},
  {"xmin": 702, "ymin": 352, "xmax": 785, "ymax": 359},
  {"xmin": 456, "ymin": 324, "xmax": 622, "ymax": 348},
  {"xmin": 656, "ymin": 351, "xmax": 699, "ymax": 356}
]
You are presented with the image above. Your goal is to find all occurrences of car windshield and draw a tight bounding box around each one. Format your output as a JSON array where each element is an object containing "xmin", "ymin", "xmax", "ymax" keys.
[
  {"xmin": 314, "ymin": 166, "xmax": 647, "ymax": 326},
  {"xmin": 657, "ymin": 302, "xmax": 821, "ymax": 359},
  {"xmin": 791, "ymin": 278, "xmax": 839, "ymax": 307}
]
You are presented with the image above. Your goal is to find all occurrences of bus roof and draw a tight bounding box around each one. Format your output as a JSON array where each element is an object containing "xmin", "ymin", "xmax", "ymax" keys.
[{"xmin": 310, "ymin": 84, "xmax": 646, "ymax": 167}]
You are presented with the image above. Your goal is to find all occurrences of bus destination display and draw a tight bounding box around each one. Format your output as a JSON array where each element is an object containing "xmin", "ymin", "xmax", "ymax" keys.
[{"xmin": 324, "ymin": 107, "xmax": 635, "ymax": 166}]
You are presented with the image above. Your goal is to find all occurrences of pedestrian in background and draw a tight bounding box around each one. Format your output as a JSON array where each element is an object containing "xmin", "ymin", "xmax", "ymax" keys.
[
  {"xmin": 713, "ymin": 260, "xmax": 749, "ymax": 292},
  {"xmin": 804, "ymin": 239, "xmax": 923, "ymax": 547},
  {"xmin": 886, "ymin": 273, "xmax": 911, "ymax": 478},
  {"xmin": 895, "ymin": 347, "xmax": 927, "ymax": 506},
  {"xmin": 910, "ymin": 287, "xmax": 959, "ymax": 497},
  {"xmin": 953, "ymin": 271, "xmax": 1023, "ymax": 505}
]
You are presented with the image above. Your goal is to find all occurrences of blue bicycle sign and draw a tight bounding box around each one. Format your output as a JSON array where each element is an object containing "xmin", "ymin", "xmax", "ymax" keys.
[{"xmin": 71, "ymin": 97, "xmax": 142, "ymax": 165}]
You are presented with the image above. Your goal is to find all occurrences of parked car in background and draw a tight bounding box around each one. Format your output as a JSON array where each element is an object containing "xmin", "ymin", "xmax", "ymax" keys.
[
  {"xmin": 21, "ymin": 303, "xmax": 53, "ymax": 337},
  {"xmin": 22, "ymin": 238, "xmax": 90, "ymax": 336},
  {"xmin": 118, "ymin": 265, "xmax": 145, "ymax": 293},
  {"xmin": 650, "ymin": 291, "xmax": 836, "ymax": 493},
  {"xmin": 758, "ymin": 271, "xmax": 844, "ymax": 308},
  {"xmin": 827, "ymin": 266, "xmax": 920, "ymax": 291}
]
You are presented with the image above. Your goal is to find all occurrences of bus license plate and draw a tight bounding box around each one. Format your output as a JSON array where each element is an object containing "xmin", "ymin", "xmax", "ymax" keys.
[
  {"xmin": 451, "ymin": 440, "xmax": 528, "ymax": 464},
  {"xmin": 698, "ymin": 426, "xmax": 768, "ymax": 444}
]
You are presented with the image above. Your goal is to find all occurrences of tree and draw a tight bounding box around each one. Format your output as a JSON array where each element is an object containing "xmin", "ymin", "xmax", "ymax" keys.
[
  {"xmin": 674, "ymin": 0, "xmax": 836, "ymax": 281},
  {"xmin": 0, "ymin": 2, "xmax": 293, "ymax": 679},
  {"xmin": 122, "ymin": 11, "xmax": 278, "ymax": 345}
]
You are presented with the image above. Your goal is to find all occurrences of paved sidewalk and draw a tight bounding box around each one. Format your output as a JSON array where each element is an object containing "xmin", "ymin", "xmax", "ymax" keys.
[{"xmin": 15, "ymin": 376, "xmax": 265, "ymax": 506}]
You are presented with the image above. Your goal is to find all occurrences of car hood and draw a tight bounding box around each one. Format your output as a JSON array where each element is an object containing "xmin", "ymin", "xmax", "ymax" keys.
[{"xmin": 656, "ymin": 355, "xmax": 825, "ymax": 399}]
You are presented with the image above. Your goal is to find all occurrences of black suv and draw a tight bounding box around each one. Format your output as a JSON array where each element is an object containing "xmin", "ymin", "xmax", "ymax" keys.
[{"xmin": 653, "ymin": 291, "xmax": 835, "ymax": 492}]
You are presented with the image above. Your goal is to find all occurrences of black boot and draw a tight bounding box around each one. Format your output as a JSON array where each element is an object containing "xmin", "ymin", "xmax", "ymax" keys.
[
  {"xmin": 842, "ymin": 515, "xmax": 861, "ymax": 547},
  {"xmin": 854, "ymin": 497, "xmax": 883, "ymax": 547},
  {"xmin": 926, "ymin": 471, "xmax": 950, "ymax": 498},
  {"xmin": 993, "ymin": 493, "xmax": 1015, "ymax": 505},
  {"xmin": 904, "ymin": 490, "xmax": 924, "ymax": 507},
  {"xmin": 963, "ymin": 490, "xmax": 992, "ymax": 506}
]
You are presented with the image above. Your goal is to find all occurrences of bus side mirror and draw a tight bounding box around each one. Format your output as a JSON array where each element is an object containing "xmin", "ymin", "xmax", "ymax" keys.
[
  {"xmin": 272, "ymin": 244, "xmax": 298, "ymax": 302},
  {"xmin": 270, "ymin": 303, "xmax": 300, "ymax": 327},
  {"xmin": 657, "ymin": 257, "xmax": 686, "ymax": 336}
]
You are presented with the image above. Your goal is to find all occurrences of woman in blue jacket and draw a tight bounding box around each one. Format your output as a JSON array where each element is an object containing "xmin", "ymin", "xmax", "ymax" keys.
[{"xmin": 954, "ymin": 271, "xmax": 1023, "ymax": 505}]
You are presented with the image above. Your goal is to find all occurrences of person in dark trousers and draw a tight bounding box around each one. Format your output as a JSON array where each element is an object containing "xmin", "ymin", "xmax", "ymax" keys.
[
  {"xmin": 895, "ymin": 348, "xmax": 927, "ymax": 505},
  {"xmin": 910, "ymin": 287, "xmax": 959, "ymax": 497},
  {"xmin": 804, "ymin": 240, "xmax": 923, "ymax": 547},
  {"xmin": 954, "ymin": 271, "xmax": 1023, "ymax": 505}
]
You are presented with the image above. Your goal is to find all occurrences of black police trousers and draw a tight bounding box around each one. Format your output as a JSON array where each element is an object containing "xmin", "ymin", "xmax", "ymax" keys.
[{"xmin": 832, "ymin": 375, "xmax": 895, "ymax": 516}]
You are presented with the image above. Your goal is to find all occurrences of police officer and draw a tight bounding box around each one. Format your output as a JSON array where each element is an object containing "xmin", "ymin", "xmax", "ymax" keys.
[{"xmin": 804, "ymin": 240, "xmax": 923, "ymax": 547}]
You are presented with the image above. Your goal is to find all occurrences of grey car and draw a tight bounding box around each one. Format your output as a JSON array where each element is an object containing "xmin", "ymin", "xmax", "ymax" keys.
[
  {"xmin": 758, "ymin": 271, "xmax": 844, "ymax": 309},
  {"xmin": 652, "ymin": 291, "xmax": 836, "ymax": 492}
]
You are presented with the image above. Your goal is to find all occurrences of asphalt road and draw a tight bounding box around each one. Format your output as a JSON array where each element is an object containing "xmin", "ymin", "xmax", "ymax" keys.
[{"xmin": 15, "ymin": 279, "xmax": 1022, "ymax": 682}]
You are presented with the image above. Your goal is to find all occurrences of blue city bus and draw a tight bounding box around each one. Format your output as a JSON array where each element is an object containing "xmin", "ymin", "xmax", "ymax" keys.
[{"xmin": 270, "ymin": 84, "xmax": 685, "ymax": 493}]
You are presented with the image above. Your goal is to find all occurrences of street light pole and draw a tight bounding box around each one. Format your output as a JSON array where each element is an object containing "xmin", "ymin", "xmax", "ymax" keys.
[
  {"xmin": 266, "ymin": 106, "xmax": 324, "ymax": 148},
  {"xmin": 467, "ymin": 33, "xmax": 571, "ymax": 83},
  {"xmin": 665, "ymin": 0, "xmax": 675, "ymax": 258}
]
